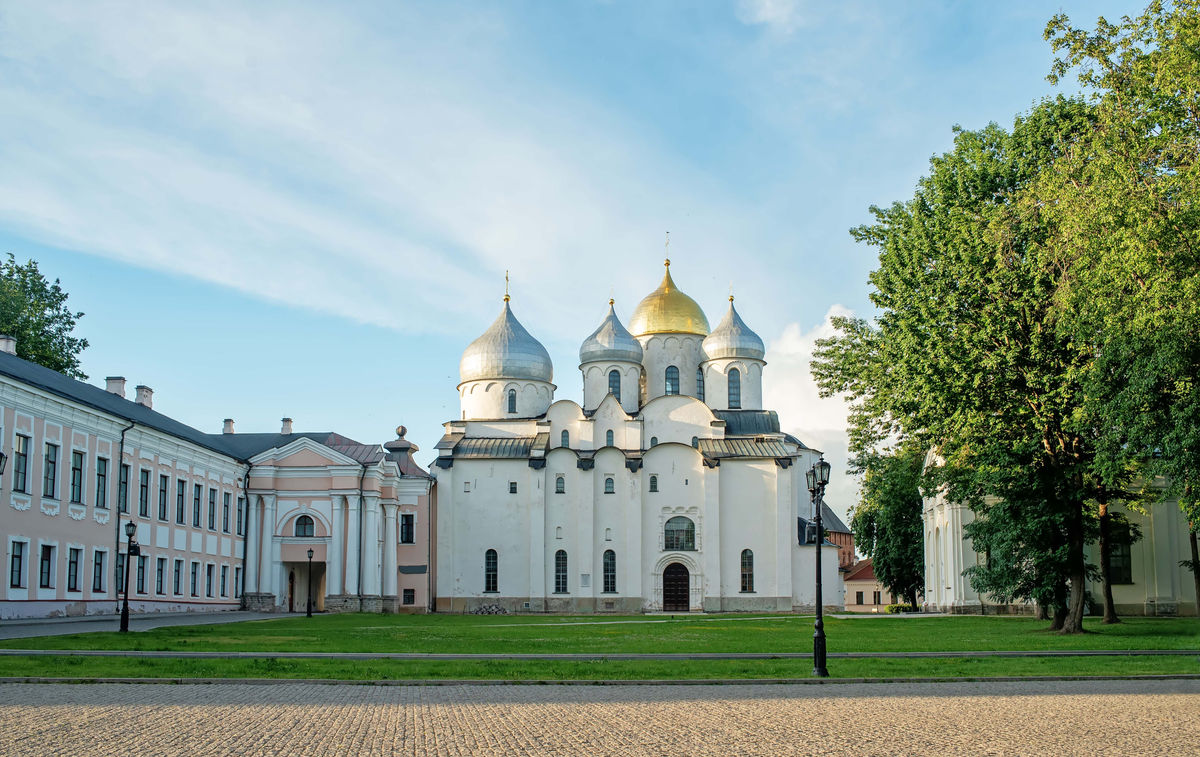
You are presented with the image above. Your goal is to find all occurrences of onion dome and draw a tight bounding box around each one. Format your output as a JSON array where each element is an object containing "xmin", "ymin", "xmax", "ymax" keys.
[
  {"xmin": 459, "ymin": 299, "xmax": 553, "ymax": 383},
  {"xmin": 580, "ymin": 300, "xmax": 643, "ymax": 364},
  {"xmin": 703, "ymin": 297, "xmax": 765, "ymax": 360},
  {"xmin": 629, "ymin": 259, "xmax": 710, "ymax": 337}
]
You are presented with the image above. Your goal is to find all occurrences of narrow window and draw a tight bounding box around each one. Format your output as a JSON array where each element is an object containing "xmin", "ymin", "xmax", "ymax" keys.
[
  {"xmin": 70, "ymin": 451, "xmax": 84, "ymax": 503},
  {"xmin": 484, "ymin": 549, "xmax": 498, "ymax": 592},
  {"xmin": 650, "ymin": 436, "xmax": 658, "ymax": 447},
  {"xmin": 696, "ymin": 367, "xmax": 705, "ymax": 402},
  {"xmin": 740, "ymin": 549, "xmax": 754, "ymax": 593},
  {"xmin": 43, "ymin": 443, "xmax": 59, "ymax": 499},
  {"xmin": 509, "ymin": 481, "xmax": 518, "ymax": 494},
  {"xmin": 137, "ymin": 469, "xmax": 149, "ymax": 516},
  {"xmin": 190, "ymin": 562, "xmax": 199, "ymax": 596},
  {"xmin": 604, "ymin": 477, "xmax": 615, "ymax": 494},
  {"xmin": 117, "ymin": 464, "xmax": 129, "ymax": 513},
  {"xmin": 13, "ymin": 435, "xmax": 29, "ymax": 493},
  {"xmin": 173, "ymin": 560, "xmax": 183, "ymax": 595},
  {"xmin": 220, "ymin": 565, "xmax": 228, "ymax": 597},
  {"xmin": 728, "ymin": 368, "xmax": 741, "ymax": 409},
  {"xmin": 9, "ymin": 541, "xmax": 25, "ymax": 587},
  {"xmin": 555, "ymin": 526, "xmax": 563, "ymax": 539},
  {"xmin": 649, "ymin": 475, "xmax": 658, "ymax": 493},
  {"xmin": 236, "ymin": 497, "xmax": 245, "ymax": 536},
  {"xmin": 156, "ymin": 557, "xmax": 166, "ymax": 594},
  {"xmin": 193, "ymin": 484, "xmax": 202, "ymax": 527},
  {"xmin": 400, "ymin": 513, "xmax": 415, "ymax": 544},
  {"xmin": 665, "ymin": 365, "xmax": 679, "ymax": 395},
  {"xmin": 208, "ymin": 488, "xmax": 217, "ymax": 530},
  {"xmin": 856, "ymin": 591, "xmax": 864, "ymax": 605},
  {"xmin": 295, "ymin": 515, "xmax": 315, "ymax": 538},
  {"xmin": 608, "ymin": 369, "xmax": 621, "ymax": 402},
  {"xmin": 403, "ymin": 588, "xmax": 415, "ymax": 605},
  {"xmin": 555, "ymin": 475, "xmax": 565, "ymax": 494},
  {"xmin": 158, "ymin": 474, "xmax": 169, "ymax": 520},
  {"xmin": 95, "ymin": 458, "xmax": 108, "ymax": 510},
  {"xmin": 561, "ymin": 429, "xmax": 569, "ymax": 448},
  {"xmin": 691, "ymin": 436, "xmax": 699, "ymax": 448},
  {"xmin": 507, "ymin": 389, "xmax": 517, "ymax": 413},
  {"xmin": 92, "ymin": 551, "xmax": 105, "ymax": 592},
  {"xmin": 873, "ymin": 590, "xmax": 882, "ymax": 605},
  {"xmin": 1108, "ymin": 528, "xmax": 1134, "ymax": 584},
  {"xmin": 67, "ymin": 548, "xmax": 81, "ymax": 592},
  {"xmin": 554, "ymin": 550, "xmax": 568, "ymax": 593},
  {"xmin": 604, "ymin": 528, "xmax": 612, "ymax": 541},
  {"xmin": 664, "ymin": 516, "xmax": 696, "ymax": 551},
  {"xmin": 39, "ymin": 545, "xmax": 54, "ymax": 587},
  {"xmin": 205, "ymin": 564, "xmax": 214, "ymax": 597},
  {"xmin": 234, "ymin": 566, "xmax": 242, "ymax": 598},
  {"xmin": 116, "ymin": 553, "xmax": 126, "ymax": 593},
  {"xmin": 222, "ymin": 492, "xmax": 231, "ymax": 532},
  {"xmin": 606, "ymin": 429, "xmax": 614, "ymax": 447},
  {"xmin": 136, "ymin": 554, "xmax": 147, "ymax": 594},
  {"xmin": 603, "ymin": 549, "xmax": 616, "ymax": 593},
  {"xmin": 176, "ymin": 480, "xmax": 186, "ymax": 524}
]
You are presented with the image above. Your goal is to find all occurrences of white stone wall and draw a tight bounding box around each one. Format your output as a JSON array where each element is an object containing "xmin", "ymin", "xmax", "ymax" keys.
[
  {"xmin": 638, "ymin": 334, "xmax": 705, "ymax": 403},
  {"xmin": 458, "ymin": 379, "xmax": 555, "ymax": 420},
  {"xmin": 701, "ymin": 359, "xmax": 765, "ymax": 411},
  {"xmin": 581, "ymin": 362, "xmax": 641, "ymax": 414}
]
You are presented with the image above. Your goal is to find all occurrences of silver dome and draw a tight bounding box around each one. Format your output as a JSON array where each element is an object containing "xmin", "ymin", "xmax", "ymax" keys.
[
  {"xmin": 703, "ymin": 298, "xmax": 765, "ymax": 360},
  {"xmin": 579, "ymin": 301, "xmax": 643, "ymax": 364},
  {"xmin": 459, "ymin": 300, "xmax": 554, "ymax": 383}
]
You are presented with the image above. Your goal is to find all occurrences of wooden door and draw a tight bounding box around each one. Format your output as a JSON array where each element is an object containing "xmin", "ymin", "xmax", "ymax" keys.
[{"xmin": 663, "ymin": 563, "xmax": 690, "ymax": 612}]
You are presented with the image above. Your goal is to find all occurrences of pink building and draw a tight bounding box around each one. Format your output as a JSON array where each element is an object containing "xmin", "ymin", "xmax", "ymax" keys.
[{"xmin": 0, "ymin": 338, "xmax": 433, "ymax": 619}]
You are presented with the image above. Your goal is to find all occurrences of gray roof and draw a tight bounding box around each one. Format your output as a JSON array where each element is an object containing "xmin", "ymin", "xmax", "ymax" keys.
[
  {"xmin": 697, "ymin": 438, "xmax": 794, "ymax": 459},
  {"xmin": 703, "ymin": 299, "xmax": 765, "ymax": 360},
  {"xmin": 451, "ymin": 436, "xmax": 544, "ymax": 459},
  {"xmin": 459, "ymin": 301, "xmax": 553, "ymax": 384},
  {"xmin": 821, "ymin": 502, "xmax": 850, "ymax": 533},
  {"xmin": 579, "ymin": 302, "xmax": 643, "ymax": 365},
  {"xmin": 215, "ymin": 432, "xmax": 385, "ymax": 465},
  {"xmin": 713, "ymin": 410, "xmax": 780, "ymax": 435}
]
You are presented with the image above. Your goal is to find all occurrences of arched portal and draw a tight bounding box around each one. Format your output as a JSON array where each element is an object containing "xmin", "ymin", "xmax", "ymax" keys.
[{"xmin": 663, "ymin": 562, "xmax": 690, "ymax": 612}]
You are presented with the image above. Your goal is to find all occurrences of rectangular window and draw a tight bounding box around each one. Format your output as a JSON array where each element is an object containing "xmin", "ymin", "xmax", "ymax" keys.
[
  {"xmin": 9, "ymin": 541, "xmax": 25, "ymax": 588},
  {"xmin": 400, "ymin": 513, "xmax": 415, "ymax": 544},
  {"xmin": 158, "ymin": 474, "xmax": 169, "ymax": 520},
  {"xmin": 67, "ymin": 547, "xmax": 81, "ymax": 592},
  {"xmin": 855, "ymin": 591, "xmax": 864, "ymax": 605},
  {"xmin": 138, "ymin": 469, "xmax": 150, "ymax": 517},
  {"xmin": 554, "ymin": 550, "xmax": 568, "ymax": 594},
  {"xmin": 70, "ymin": 450, "xmax": 84, "ymax": 503},
  {"xmin": 92, "ymin": 551, "xmax": 106, "ymax": 592},
  {"xmin": 95, "ymin": 458, "xmax": 108, "ymax": 510},
  {"xmin": 234, "ymin": 566, "xmax": 242, "ymax": 598},
  {"xmin": 173, "ymin": 559, "xmax": 182, "ymax": 595},
  {"xmin": 222, "ymin": 492, "xmax": 231, "ymax": 533},
  {"xmin": 116, "ymin": 553, "xmax": 126, "ymax": 593},
  {"xmin": 1108, "ymin": 535, "xmax": 1134, "ymax": 585},
  {"xmin": 13, "ymin": 434, "xmax": 29, "ymax": 493},
  {"xmin": 193, "ymin": 484, "xmax": 201, "ymax": 527},
  {"xmin": 190, "ymin": 562, "xmax": 198, "ymax": 596},
  {"xmin": 236, "ymin": 497, "xmax": 245, "ymax": 536},
  {"xmin": 873, "ymin": 590, "xmax": 882, "ymax": 605},
  {"xmin": 155, "ymin": 557, "xmax": 166, "ymax": 594},
  {"xmin": 208, "ymin": 489, "xmax": 217, "ymax": 530},
  {"xmin": 509, "ymin": 482, "xmax": 518, "ymax": 494},
  {"xmin": 43, "ymin": 443, "xmax": 59, "ymax": 499},
  {"xmin": 402, "ymin": 588, "xmax": 415, "ymax": 605},
  {"xmin": 220, "ymin": 565, "xmax": 228, "ymax": 597},
  {"xmin": 205, "ymin": 564, "xmax": 214, "ymax": 597},
  {"xmin": 136, "ymin": 554, "xmax": 147, "ymax": 594},
  {"xmin": 118, "ymin": 464, "xmax": 130, "ymax": 513},
  {"xmin": 39, "ymin": 544, "xmax": 54, "ymax": 588},
  {"xmin": 176, "ymin": 479, "xmax": 186, "ymax": 524}
]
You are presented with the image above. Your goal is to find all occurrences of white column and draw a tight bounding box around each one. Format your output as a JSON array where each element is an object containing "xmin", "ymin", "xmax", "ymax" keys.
[
  {"xmin": 328, "ymin": 495, "xmax": 344, "ymax": 596},
  {"xmin": 344, "ymin": 494, "xmax": 361, "ymax": 596},
  {"xmin": 363, "ymin": 495, "xmax": 381, "ymax": 595},
  {"xmin": 245, "ymin": 495, "xmax": 260, "ymax": 593},
  {"xmin": 382, "ymin": 503, "xmax": 398, "ymax": 600},
  {"xmin": 262, "ymin": 494, "xmax": 277, "ymax": 597}
]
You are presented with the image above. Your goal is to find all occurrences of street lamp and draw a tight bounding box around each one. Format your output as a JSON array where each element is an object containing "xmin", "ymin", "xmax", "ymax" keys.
[
  {"xmin": 119, "ymin": 520, "xmax": 140, "ymax": 633},
  {"xmin": 806, "ymin": 457, "xmax": 832, "ymax": 677},
  {"xmin": 306, "ymin": 548, "xmax": 314, "ymax": 618}
]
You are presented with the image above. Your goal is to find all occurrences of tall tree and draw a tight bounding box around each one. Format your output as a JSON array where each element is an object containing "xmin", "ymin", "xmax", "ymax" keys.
[
  {"xmin": 849, "ymin": 446, "xmax": 926, "ymax": 609},
  {"xmin": 0, "ymin": 255, "xmax": 89, "ymax": 378}
]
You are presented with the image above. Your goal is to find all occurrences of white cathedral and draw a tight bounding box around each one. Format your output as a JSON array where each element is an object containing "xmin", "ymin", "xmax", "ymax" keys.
[{"xmin": 433, "ymin": 260, "xmax": 843, "ymax": 613}]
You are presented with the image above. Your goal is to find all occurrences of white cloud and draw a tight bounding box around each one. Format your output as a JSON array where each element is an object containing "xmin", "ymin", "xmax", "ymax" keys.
[{"xmin": 735, "ymin": 0, "xmax": 808, "ymax": 34}]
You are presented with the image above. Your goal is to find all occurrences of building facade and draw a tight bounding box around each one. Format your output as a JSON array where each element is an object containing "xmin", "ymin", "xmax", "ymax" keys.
[{"xmin": 434, "ymin": 260, "xmax": 843, "ymax": 613}]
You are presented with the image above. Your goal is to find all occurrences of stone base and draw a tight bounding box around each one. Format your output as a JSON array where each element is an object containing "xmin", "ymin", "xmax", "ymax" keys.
[
  {"xmin": 359, "ymin": 595, "xmax": 382, "ymax": 614},
  {"xmin": 242, "ymin": 593, "xmax": 277, "ymax": 612},
  {"xmin": 381, "ymin": 596, "xmax": 400, "ymax": 614},
  {"xmin": 323, "ymin": 595, "xmax": 362, "ymax": 613},
  {"xmin": 791, "ymin": 604, "xmax": 845, "ymax": 615}
]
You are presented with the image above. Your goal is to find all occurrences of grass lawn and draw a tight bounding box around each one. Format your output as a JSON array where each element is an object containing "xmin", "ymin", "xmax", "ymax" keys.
[{"xmin": 2, "ymin": 614, "xmax": 1196, "ymax": 681}]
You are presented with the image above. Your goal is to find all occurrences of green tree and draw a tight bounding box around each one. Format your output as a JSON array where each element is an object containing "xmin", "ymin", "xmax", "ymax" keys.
[
  {"xmin": 0, "ymin": 255, "xmax": 89, "ymax": 378},
  {"xmin": 813, "ymin": 97, "xmax": 1103, "ymax": 632},
  {"xmin": 850, "ymin": 446, "xmax": 926, "ymax": 609}
]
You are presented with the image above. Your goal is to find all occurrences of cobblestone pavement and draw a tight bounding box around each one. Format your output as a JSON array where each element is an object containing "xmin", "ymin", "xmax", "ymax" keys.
[{"xmin": 2, "ymin": 679, "xmax": 1198, "ymax": 756}]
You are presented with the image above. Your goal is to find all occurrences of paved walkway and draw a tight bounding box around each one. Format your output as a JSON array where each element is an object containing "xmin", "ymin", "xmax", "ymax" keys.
[
  {"xmin": 1, "ymin": 679, "xmax": 1196, "ymax": 755},
  {"xmin": 0, "ymin": 611, "xmax": 278, "ymax": 640}
]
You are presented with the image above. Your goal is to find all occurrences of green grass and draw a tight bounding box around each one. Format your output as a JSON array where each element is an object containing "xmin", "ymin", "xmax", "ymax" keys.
[{"xmin": 5, "ymin": 614, "xmax": 1198, "ymax": 655}]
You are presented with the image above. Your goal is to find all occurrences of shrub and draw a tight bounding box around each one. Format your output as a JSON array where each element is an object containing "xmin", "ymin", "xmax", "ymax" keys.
[{"xmin": 884, "ymin": 603, "xmax": 917, "ymax": 614}]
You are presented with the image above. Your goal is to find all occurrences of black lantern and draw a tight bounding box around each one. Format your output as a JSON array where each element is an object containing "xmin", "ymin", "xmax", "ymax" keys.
[
  {"xmin": 306, "ymin": 548, "xmax": 314, "ymax": 618},
  {"xmin": 808, "ymin": 457, "xmax": 831, "ymax": 677},
  {"xmin": 119, "ymin": 520, "xmax": 140, "ymax": 633}
]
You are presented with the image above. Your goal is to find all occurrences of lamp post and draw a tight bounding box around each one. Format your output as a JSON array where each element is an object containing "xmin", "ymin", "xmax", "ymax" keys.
[
  {"xmin": 119, "ymin": 520, "xmax": 140, "ymax": 633},
  {"xmin": 806, "ymin": 457, "xmax": 832, "ymax": 677},
  {"xmin": 306, "ymin": 548, "xmax": 314, "ymax": 618}
]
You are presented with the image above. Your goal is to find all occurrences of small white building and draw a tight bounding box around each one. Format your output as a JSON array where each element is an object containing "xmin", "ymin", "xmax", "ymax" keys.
[{"xmin": 434, "ymin": 260, "xmax": 843, "ymax": 613}]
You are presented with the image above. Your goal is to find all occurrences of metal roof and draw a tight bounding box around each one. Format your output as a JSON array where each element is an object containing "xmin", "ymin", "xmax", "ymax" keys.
[
  {"xmin": 713, "ymin": 410, "xmax": 780, "ymax": 436},
  {"xmin": 820, "ymin": 502, "xmax": 850, "ymax": 534},
  {"xmin": 697, "ymin": 438, "xmax": 794, "ymax": 459},
  {"xmin": 451, "ymin": 436, "xmax": 543, "ymax": 458}
]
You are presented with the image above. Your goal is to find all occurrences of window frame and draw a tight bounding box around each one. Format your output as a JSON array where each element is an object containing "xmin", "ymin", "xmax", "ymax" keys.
[
  {"xmin": 9, "ymin": 541, "xmax": 25, "ymax": 588},
  {"xmin": 560, "ymin": 430, "xmax": 569, "ymax": 448},
  {"xmin": 664, "ymin": 365, "xmax": 680, "ymax": 395},
  {"xmin": 222, "ymin": 492, "xmax": 231, "ymax": 533},
  {"xmin": 117, "ymin": 464, "xmax": 130, "ymax": 513},
  {"xmin": 13, "ymin": 434, "xmax": 29, "ymax": 493},
  {"xmin": 294, "ymin": 515, "xmax": 315, "ymax": 538},
  {"xmin": 605, "ymin": 429, "xmax": 614, "ymax": 447},
  {"xmin": 555, "ymin": 475, "xmax": 565, "ymax": 494},
  {"xmin": 39, "ymin": 544, "xmax": 55, "ymax": 588},
  {"xmin": 400, "ymin": 513, "xmax": 415, "ymax": 544},
  {"xmin": 602, "ymin": 549, "xmax": 616, "ymax": 593},
  {"xmin": 696, "ymin": 366, "xmax": 705, "ymax": 402},
  {"xmin": 740, "ymin": 549, "xmax": 754, "ymax": 593},
  {"xmin": 92, "ymin": 550, "xmax": 106, "ymax": 593},
  {"xmin": 158, "ymin": 474, "xmax": 169, "ymax": 521},
  {"xmin": 137, "ymin": 468, "xmax": 150, "ymax": 517},
  {"xmin": 553, "ymin": 549, "xmax": 568, "ymax": 594},
  {"xmin": 664, "ymin": 516, "xmax": 696, "ymax": 551},
  {"xmin": 207, "ymin": 488, "xmax": 217, "ymax": 530},
  {"xmin": 604, "ymin": 477, "xmax": 615, "ymax": 494},
  {"xmin": 176, "ymin": 479, "xmax": 186, "ymax": 524},
  {"xmin": 649, "ymin": 475, "xmax": 658, "ymax": 493},
  {"xmin": 70, "ymin": 450, "xmax": 85, "ymax": 504},
  {"xmin": 67, "ymin": 547, "xmax": 81, "ymax": 592},
  {"xmin": 43, "ymin": 443, "xmax": 59, "ymax": 499},
  {"xmin": 484, "ymin": 549, "xmax": 498, "ymax": 593},
  {"xmin": 95, "ymin": 457, "xmax": 108, "ymax": 510},
  {"xmin": 608, "ymin": 369, "xmax": 621, "ymax": 402},
  {"xmin": 507, "ymin": 388, "xmax": 517, "ymax": 414},
  {"xmin": 728, "ymin": 367, "xmax": 742, "ymax": 409}
]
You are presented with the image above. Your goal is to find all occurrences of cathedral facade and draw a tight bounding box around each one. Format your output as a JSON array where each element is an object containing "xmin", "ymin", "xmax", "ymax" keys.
[{"xmin": 434, "ymin": 261, "xmax": 843, "ymax": 613}]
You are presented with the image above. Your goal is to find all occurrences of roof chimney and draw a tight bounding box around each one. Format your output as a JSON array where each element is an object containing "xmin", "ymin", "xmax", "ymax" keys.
[
  {"xmin": 0, "ymin": 335, "xmax": 15, "ymax": 355},
  {"xmin": 281, "ymin": 417, "xmax": 293, "ymax": 434},
  {"xmin": 105, "ymin": 377, "xmax": 126, "ymax": 397},
  {"xmin": 134, "ymin": 385, "xmax": 153, "ymax": 409},
  {"xmin": 223, "ymin": 418, "xmax": 235, "ymax": 434}
]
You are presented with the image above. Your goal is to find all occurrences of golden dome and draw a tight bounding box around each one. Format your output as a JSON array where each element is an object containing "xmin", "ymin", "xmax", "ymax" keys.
[{"xmin": 628, "ymin": 259, "xmax": 710, "ymax": 337}]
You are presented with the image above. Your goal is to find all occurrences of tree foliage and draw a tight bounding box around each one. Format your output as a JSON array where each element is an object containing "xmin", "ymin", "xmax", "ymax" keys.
[
  {"xmin": 849, "ymin": 446, "xmax": 926, "ymax": 609},
  {"xmin": 0, "ymin": 255, "xmax": 89, "ymax": 378}
]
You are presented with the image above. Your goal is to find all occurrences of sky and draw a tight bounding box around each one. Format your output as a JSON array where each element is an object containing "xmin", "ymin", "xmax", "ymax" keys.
[{"xmin": 0, "ymin": 0, "xmax": 1146, "ymax": 523}]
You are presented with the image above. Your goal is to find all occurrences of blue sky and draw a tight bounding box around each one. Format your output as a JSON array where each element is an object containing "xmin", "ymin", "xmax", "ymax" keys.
[{"xmin": 0, "ymin": 1, "xmax": 1143, "ymax": 517}]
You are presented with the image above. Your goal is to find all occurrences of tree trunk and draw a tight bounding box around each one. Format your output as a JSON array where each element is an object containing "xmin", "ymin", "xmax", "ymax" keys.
[
  {"xmin": 1037, "ymin": 604, "xmax": 1049, "ymax": 621},
  {"xmin": 1061, "ymin": 502, "xmax": 1088, "ymax": 634},
  {"xmin": 1050, "ymin": 604, "xmax": 1067, "ymax": 631},
  {"xmin": 1099, "ymin": 502, "xmax": 1119, "ymax": 624},
  {"xmin": 1190, "ymin": 526, "xmax": 1200, "ymax": 613}
]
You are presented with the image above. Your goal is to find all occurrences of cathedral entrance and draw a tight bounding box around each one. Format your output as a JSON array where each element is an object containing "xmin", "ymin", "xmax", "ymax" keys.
[{"xmin": 663, "ymin": 563, "xmax": 690, "ymax": 612}]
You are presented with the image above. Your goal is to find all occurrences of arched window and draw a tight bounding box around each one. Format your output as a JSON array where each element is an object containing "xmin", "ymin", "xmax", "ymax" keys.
[
  {"xmin": 664, "ymin": 516, "xmax": 696, "ymax": 551},
  {"xmin": 555, "ymin": 475, "xmax": 565, "ymax": 494},
  {"xmin": 555, "ymin": 526, "xmax": 563, "ymax": 539},
  {"xmin": 649, "ymin": 475, "xmax": 659, "ymax": 493},
  {"xmin": 665, "ymin": 365, "xmax": 679, "ymax": 395},
  {"xmin": 696, "ymin": 367, "xmax": 705, "ymax": 402},
  {"xmin": 608, "ymin": 370, "xmax": 621, "ymax": 402},
  {"xmin": 728, "ymin": 368, "xmax": 741, "ymax": 409},
  {"xmin": 650, "ymin": 436, "xmax": 658, "ymax": 447},
  {"xmin": 554, "ymin": 550, "xmax": 568, "ymax": 593},
  {"xmin": 691, "ymin": 436, "xmax": 699, "ymax": 448},
  {"xmin": 484, "ymin": 549, "xmax": 498, "ymax": 592},
  {"xmin": 603, "ymin": 550, "xmax": 616, "ymax": 593},
  {"xmin": 604, "ymin": 477, "xmax": 615, "ymax": 494},
  {"xmin": 507, "ymin": 389, "xmax": 517, "ymax": 413},
  {"xmin": 741, "ymin": 549, "xmax": 754, "ymax": 592},
  {"xmin": 606, "ymin": 430, "xmax": 614, "ymax": 447},
  {"xmin": 561, "ymin": 430, "xmax": 569, "ymax": 448},
  {"xmin": 294, "ymin": 515, "xmax": 314, "ymax": 538}
]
